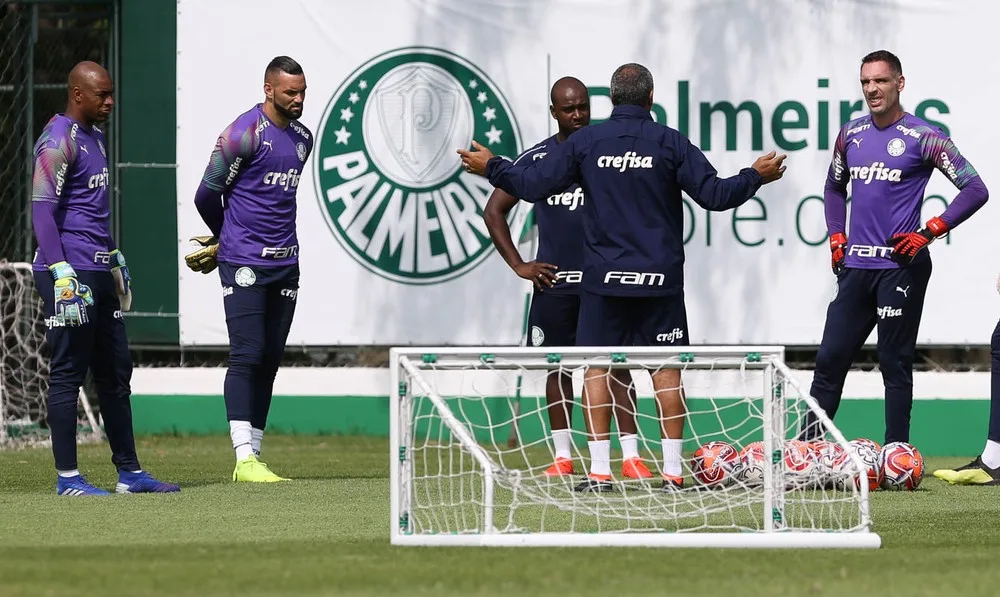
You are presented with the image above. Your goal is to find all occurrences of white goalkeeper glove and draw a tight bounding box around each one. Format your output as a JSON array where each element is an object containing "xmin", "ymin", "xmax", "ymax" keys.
[{"xmin": 49, "ymin": 261, "xmax": 94, "ymax": 326}]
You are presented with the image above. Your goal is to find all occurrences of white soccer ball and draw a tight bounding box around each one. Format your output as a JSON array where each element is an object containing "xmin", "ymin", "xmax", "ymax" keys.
[
  {"xmin": 852, "ymin": 437, "xmax": 882, "ymax": 454},
  {"xmin": 734, "ymin": 441, "xmax": 766, "ymax": 487},
  {"xmin": 848, "ymin": 440, "xmax": 883, "ymax": 491}
]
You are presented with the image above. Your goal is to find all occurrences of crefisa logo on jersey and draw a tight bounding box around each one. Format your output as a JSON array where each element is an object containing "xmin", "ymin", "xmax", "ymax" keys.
[{"xmin": 313, "ymin": 47, "xmax": 522, "ymax": 285}]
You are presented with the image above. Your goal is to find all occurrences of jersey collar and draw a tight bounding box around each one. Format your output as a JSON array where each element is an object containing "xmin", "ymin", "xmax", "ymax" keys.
[{"xmin": 610, "ymin": 104, "xmax": 654, "ymax": 120}]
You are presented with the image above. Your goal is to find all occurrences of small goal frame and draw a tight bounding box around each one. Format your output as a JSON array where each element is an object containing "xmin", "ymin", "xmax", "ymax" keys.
[{"xmin": 389, "ymin": 346, "xmax": 881, "ymax": 549}]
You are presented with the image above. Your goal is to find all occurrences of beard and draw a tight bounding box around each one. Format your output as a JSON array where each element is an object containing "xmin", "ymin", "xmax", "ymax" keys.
[{"xmin": 274, "ymin": 100, "xmax": 302, "ymax": 120}]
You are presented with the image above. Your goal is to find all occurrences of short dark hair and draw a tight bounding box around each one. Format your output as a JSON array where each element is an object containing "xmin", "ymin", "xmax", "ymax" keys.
[
  {"xmin": 610, "ymin": 63, "xmax": 653, "ymax": 107},
  {"xmin": 861, "ymin": 50, "xmax": 902, "ymax": 76},
  {"xmin": 265, "ymin": 56, "xmax": 303, "ymax": 80}
]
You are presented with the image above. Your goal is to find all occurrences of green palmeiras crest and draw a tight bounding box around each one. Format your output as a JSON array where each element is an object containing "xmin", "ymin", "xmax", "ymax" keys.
[{"xmin": 314, "ymin": 47, "xmax": 522, "ymax": 284}]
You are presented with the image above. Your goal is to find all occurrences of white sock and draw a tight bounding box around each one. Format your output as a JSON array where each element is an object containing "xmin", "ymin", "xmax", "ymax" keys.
[
  {"xmin": 982, "ymin": 440, "xmax": 1000, "ymax": 469},
  {"xmin": 551, "ymin": 429, "xmax": 572, "ymax": 460},
  {"xmin": 251, "ymin": 427, "xmax": 264, "ymax": 457},
  {"xmin": 620, "ymin": 433, "xmax": 639, "ymax": 460},
  {"xmin": 661, "ymin": 439, "xmax": 683, "ymax": 477},
  {"xmin": 230, "ymin": 420, "xmax": 254, "ymax": 461},
  {"xmin": 588, "ymin": 440, "xmax": 612, "ymax": 476},
  {"xmin": 57, "ymin": 469, "xmax": 80, "ymax": 478}
]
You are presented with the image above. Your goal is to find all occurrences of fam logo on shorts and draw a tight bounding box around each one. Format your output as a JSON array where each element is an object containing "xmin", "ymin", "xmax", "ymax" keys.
[
  {"xmin": 234, "ymin": 267, "xmax": 256, "ymax": 287},
  {"xmin": 530, "ymin": 326, "xmax": 545, "ymax": 347},
  {"xmin": 314, "ymin": 47, "xmax": 522, "ymax": 285}
]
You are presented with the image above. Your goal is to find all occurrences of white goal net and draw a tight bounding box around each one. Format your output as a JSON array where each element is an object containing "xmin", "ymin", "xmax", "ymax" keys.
[
  {"xmin": 390, "ymin": 346, "xmax": 880, "ymax": 548},
  {"xmin": 0, "ymin": 262, "xmax": 100, "ymax": 447}
]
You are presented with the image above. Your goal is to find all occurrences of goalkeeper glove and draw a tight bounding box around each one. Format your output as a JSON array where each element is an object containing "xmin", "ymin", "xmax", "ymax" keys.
[
  {"xmin": 110, "ymin": 249, "xmax": 132, "ymax": 312},
  {"xmin": 887, "ymin": 216, "xmax": 948, "ymax": 266},
  {"xmin": 184, "ymin": 235, "xmax": 219, "ymax": 274},
  {"xmin": 829, "ymin": 232, "xmax": 847, "ymax": 275},
  {"xmin": 49, "ymin": 261, "xmax": 94, "ymax": 327}
]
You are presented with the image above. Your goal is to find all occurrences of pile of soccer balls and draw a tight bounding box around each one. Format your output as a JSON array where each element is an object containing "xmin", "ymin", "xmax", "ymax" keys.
[{"xmin": 689, "ymin": 438, "xmax": 925, "ymax": 491}]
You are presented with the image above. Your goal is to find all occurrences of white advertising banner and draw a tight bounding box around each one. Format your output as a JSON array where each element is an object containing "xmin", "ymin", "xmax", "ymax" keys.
[{"xmin": 177, "ymin": 0, "xmax": 999, "ymax": 346}]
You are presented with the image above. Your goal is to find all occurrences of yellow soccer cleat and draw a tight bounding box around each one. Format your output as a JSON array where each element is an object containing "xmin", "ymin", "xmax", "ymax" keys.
[
  {"xmin": 933, "ymin": 457, "xmax": 1000, "ymax": 486},
  {"xmin": 932, "ymin": 468, "xmax": 959, "ymax": 483},
  {"xmin": 232, "ymin": 455, "xmax": 290, "ymax": 483}
]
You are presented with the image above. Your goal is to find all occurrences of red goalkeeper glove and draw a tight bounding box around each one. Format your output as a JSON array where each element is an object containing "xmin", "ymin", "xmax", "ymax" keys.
[
  {"xmin": 887, "ymin": 216, "xmax": 948, "ymax": 265},
  {"xmin": 830, "ymin": 232, "xmax": 847, "ymax": 275}
]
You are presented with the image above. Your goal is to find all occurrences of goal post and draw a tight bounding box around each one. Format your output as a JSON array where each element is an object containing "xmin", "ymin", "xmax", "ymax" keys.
[
  {"xmin": 390, "ymin": 346, "xmax": 881, "ymax": 549},
  {"xmin": 0, "ymin": 262, "xmax": 101, "ymax": 447}
]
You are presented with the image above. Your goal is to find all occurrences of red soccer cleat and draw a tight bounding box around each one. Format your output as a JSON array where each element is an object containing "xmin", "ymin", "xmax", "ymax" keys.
[
  {"xmin": 622, "ymin": 457, "xmax": 654, "ymax": 479},
  {"xmin": 543, "ymin": 456, "xmax": 575, "ymax": 477}
]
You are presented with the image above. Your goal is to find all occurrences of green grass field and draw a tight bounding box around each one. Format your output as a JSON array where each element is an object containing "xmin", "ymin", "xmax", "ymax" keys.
[{"xmin": 2, "ymin": 435, "xmax": 998, "ymax": 597}]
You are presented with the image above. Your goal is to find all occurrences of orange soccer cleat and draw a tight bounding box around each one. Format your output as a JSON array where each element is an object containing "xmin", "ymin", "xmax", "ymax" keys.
[
  {"xmin": 621, "ymin": 457, "xmax": 654, "ymax": 479},
  {"xmin": 543, "ymin": 457, "xmax": 575, "ymax": 477}
]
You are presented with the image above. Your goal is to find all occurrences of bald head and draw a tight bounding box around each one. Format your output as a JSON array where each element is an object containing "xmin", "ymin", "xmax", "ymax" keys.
[
  {"xmin": 66, "ymin": 61, "xmax": 114, "ymax": 124},
  {"xmin": 550, "ymin": 76, "xmax": 587, "ymax": 104},
  {"xmin": 68, "ymin": 61, "xmax": 110, "ymax": 89},
  {"xmin": 549, "ymin": 76, "xmax": 590, "ymax": 138}
]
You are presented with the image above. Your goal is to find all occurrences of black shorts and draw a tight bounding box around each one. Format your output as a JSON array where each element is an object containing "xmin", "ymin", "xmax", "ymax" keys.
[
  {"xmin": 576, "ymin": 291, "xmax": 689, "ymax": 347},
  {"xmin": 528, "ymin": 291, "xmax": 580, "ymax": 347}
]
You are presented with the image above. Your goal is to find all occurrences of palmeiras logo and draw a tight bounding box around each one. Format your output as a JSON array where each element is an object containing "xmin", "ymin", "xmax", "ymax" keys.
[{"xmin": 313, "ymin": 47, "xmax": 522, "ymax": 284}]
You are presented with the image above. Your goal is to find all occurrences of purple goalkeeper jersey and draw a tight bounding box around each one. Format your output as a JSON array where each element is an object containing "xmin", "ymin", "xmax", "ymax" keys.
[
  {"xmin": 826, "ymin": 113, "xmax": 982, "ymax": 269},
  {"xmin": 200, "ymin": 104, "xmax": 313, "ymax": 266},
  {"xmin": 516, "ymin": 135, "xmax": 585, "ymax": 295},
  {"xmin": 31, "ymin": 115, "xmax": 114, "ymax": 272}
]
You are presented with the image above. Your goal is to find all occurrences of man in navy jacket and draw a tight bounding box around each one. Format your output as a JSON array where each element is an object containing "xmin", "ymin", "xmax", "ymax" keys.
[{"xmin": 459, "ymin": 63, "xmax": 787, "ymax": 492}]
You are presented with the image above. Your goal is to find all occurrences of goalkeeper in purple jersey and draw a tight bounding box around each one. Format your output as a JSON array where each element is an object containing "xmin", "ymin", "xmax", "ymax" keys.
[
  {"xmin": 483, "ymin": 77, "xmax": 653, "ymax": 484},
  {"xmin": 30, "ymin": 61, "xmax": 178, "ymax": 496},
  {"xmin": 803, "ymin": 50, "xmax": 989, "ymax": 445},
  {"xmin": 185, "ymin": 56, "xmax": 313, "ymax": 482}
]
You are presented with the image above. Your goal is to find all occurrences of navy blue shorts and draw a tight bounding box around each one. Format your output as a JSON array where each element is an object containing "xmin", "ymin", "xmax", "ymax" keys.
[
  {"xmin": 218, "ymin": 261, "xmax": 300, "ymax": 358},
  {"xmin": 576, "ymin": 292, "xmax": 689, "ymax": 347},
  {"xmin": 528, "ymin": 292, "xmax": 579, "ymax": 347}
]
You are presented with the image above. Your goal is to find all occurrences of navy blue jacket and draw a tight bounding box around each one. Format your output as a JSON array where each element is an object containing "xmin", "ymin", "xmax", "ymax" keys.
[{"xmin": 486, "ymin": 104, "xmax": 764, "ymax": 297}]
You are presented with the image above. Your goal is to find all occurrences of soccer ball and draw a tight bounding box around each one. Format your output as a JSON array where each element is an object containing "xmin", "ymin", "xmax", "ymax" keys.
[
  {"xmin": 847, "ymin": 440, "xmax": 883, "ymax": 491},
  {"xmin": 734, "ymin": 441, "xmax": 766, "ymax": 487},
  {"xmin": 813, "ymin": 440, "xmax": 849, "ymax": 489},
  {"xmin": 691, "ymin": 441, "xmax": 740, "ymax": 487},
  {"xmin": 782, "ymin": 440, "xmax": 817, "ymax": 488},
  {"xmin": 853, "ymin": 437, "xmax": 882, "ymax": 454},
  {"xmin": 783, "ymin": 440, "xmax": 816, "ymax": 472},
  {"xmin": 879, "ymin": 442, "xmax": 924, "ymax": 491}
]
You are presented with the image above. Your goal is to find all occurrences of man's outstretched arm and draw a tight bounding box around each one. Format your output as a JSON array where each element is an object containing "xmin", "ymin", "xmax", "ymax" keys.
[
  {"xmin": 459, "ymin": 139, "xmax": 579, "ymax": 201},
  {"xmin": 676, "ymin": 139, "xmax": 785, "ymax": 211}
]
